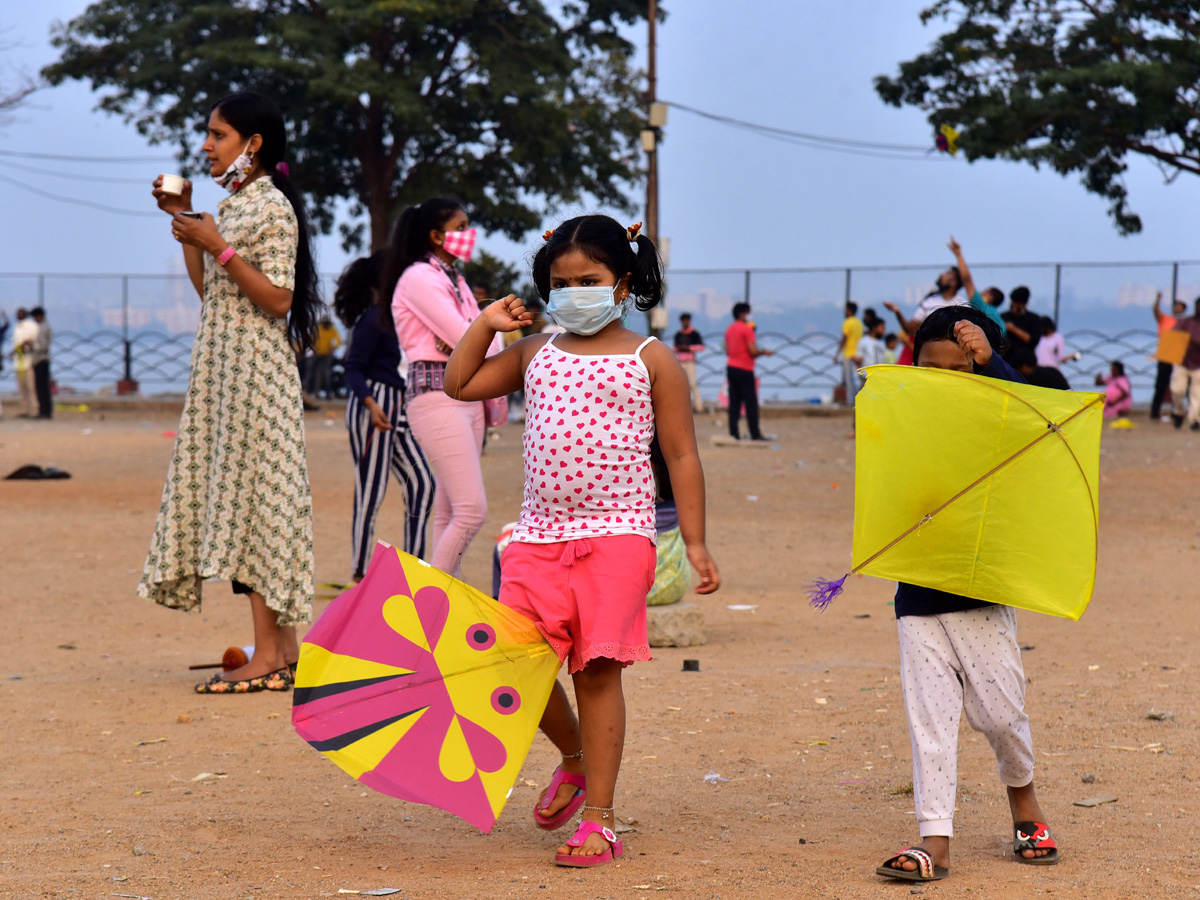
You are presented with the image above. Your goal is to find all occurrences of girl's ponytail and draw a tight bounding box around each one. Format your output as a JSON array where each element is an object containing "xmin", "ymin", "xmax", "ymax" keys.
[
  {"xmin": 269, "ymin": 166, "xmax": 321, "ymax": 351},
  {"xmin": 629, "ymin": 233, "xmax": 665, "ymax": 311}
]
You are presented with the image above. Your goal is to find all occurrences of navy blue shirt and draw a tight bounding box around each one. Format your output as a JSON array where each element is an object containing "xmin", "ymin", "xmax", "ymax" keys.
[
  {"xmin": 343, "ymin": 306, "xmax": 405, "ymax": 402},
  {"xmin": 894, "ymin": 353, "xmax": 1027, "ymax": 618}
]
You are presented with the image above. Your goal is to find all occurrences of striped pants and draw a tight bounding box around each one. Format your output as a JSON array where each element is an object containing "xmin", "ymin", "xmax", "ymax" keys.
[{"xmin": 346, "ymin": 382, "xmax": 435, "ymax": 576}]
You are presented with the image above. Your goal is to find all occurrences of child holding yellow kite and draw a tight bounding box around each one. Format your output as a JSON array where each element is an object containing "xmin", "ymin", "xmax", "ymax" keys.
[
  {"xmin": 872, "ymin": 306, "xmax": 1060, "ymax": 882},
  {"xmin": 444, "ymin": 214, "xmax": 720, "ymax": 867}
]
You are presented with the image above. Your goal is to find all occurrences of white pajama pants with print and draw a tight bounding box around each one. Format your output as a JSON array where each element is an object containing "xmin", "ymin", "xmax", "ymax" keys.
[{"xmin": 897, "ymin": 605, "xmax": 1034, "ymax": 838}]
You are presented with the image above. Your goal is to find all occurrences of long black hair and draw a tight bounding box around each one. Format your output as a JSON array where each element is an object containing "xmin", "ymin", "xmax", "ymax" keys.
[
  {"xmin": 333, "ymin": 252, "xmax": 384, "ymax": 329},
  {"xmin": 532, "ymin": 215, "xmax": 664, "ymax": 311},
  {"xmin": 912, "ymin": 304, "xmax": 1008, "ymax": 365},
  {"xmin": 210, "ymin": 91, "xmax": 322, "ymax": 352},
  {"xmin": 378, "ymin": 198, "xmax": 464, "ymax": 328}
]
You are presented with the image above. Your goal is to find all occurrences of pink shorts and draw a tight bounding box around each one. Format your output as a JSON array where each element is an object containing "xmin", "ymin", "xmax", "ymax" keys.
[{"xmin": 499, "ymin": 534, "xmax": 655, "ymax": 674}]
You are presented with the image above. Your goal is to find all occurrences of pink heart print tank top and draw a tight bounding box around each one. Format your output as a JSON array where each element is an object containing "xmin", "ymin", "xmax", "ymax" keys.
[{"xmin": 511, "ymin": 334, "xmax": 658, "ymax": 545}]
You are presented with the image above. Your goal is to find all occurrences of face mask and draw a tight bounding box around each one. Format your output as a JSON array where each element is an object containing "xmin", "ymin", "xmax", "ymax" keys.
[
  {"xmin": 547, "ymin": 285, "xmax": 624, "ymax": 336},
  {"xmin": 214, "ymin": 141, "xmax": 254, "ymax": 193},
  {"xmin": 441, "ymin": 227, "xmax": 477, "ymax": 263}
]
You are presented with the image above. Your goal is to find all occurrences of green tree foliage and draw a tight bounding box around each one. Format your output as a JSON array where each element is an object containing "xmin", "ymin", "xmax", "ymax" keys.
[
  {"xmin": 44, "ymin": 1, "xmax": 651, "ymax": 249},
  {"xmin": 463, "ymin": 249, "xmax": 522, "ymax": 299},
  {"xmin": 876, "ymin": 1, "xmax": 1200, "ymax": 234}
]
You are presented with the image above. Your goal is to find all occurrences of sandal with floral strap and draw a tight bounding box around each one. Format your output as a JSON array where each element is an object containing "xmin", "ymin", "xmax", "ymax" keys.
[
  {"xmin": 875, "ymin": 847, "xmax": 949, "ymax": 882},
  {"xmin": 554, "ymin": 821, "xmax": 623, "ymax": 868},
  {"xmin": 195, "ymin": 666, "xmax": 293, "ymax": 694},
  {"xmin": 1013, "ymin": 821, "xmax": 1059, "ymax": 865},
  {"xmin": 533, "ymin": 764, "xmax": 586, "ymax": 830}
]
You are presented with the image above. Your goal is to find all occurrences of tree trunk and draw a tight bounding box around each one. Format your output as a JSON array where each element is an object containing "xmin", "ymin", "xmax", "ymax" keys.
[{"xmin": 369, "ymin": 188, "xmax": 392, "ymax": 252}]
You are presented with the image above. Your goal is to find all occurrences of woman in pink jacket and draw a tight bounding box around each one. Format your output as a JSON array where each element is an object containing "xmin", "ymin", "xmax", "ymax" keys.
[{"xmin": 380, "ymin": 198, "xmax": 499, "ymax": 577}]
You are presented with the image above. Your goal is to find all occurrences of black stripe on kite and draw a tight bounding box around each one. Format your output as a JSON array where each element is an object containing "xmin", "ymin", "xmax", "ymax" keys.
[
  {"xmin": 307, "ymin": 707, "xmax": 428, "ymax": 752},
  {"xmin": 293, "ymin": 673, "xmax": 410, "ymax": 706}
]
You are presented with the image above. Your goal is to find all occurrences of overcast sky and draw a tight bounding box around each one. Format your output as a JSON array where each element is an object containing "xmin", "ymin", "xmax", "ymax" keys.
[{"xmin": 1, "ymin": 1, "xmax": 1196, "ymax": 280}]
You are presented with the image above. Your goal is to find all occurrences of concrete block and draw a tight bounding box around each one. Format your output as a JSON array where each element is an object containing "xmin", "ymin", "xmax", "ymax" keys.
[{"xmin": 646, "ymin": 601, "xmax": 706, "ymax": 648}]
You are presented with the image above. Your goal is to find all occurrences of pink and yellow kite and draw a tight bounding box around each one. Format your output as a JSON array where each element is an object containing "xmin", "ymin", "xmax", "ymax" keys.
[{"xmin": 292, "ymin": 543, "xmax": 561, "ymax": 831}]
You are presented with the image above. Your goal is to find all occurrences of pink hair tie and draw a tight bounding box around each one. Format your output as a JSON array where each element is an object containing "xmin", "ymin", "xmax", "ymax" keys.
[{"xmin": 275, "ymin": 161, "xmax": 290, "ymax": 176}]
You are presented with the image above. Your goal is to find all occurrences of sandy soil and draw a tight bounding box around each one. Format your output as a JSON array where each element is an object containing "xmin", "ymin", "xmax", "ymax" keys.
[{"xmin": 2, "ymin": 403, "xmax": 1199, "ymax": 900}]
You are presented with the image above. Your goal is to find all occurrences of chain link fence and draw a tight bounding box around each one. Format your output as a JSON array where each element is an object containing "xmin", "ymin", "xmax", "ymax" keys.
[{"xmin": 1, "ymin": 263, "xmax": 1194, "ymax": 402}]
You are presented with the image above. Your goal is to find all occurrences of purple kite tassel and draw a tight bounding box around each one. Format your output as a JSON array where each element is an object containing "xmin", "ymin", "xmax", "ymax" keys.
[{"xmin": 806, "ymin": 574, "xmax": 849, "ymax": 612}]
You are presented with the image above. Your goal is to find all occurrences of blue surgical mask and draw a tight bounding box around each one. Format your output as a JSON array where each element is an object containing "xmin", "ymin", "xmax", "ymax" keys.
[{"xmin": 546, "ymin": 285, "xmax": 624, "ymax": 336}]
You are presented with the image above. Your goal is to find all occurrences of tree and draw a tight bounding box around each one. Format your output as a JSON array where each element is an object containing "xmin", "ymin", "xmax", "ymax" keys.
[
  {"xmin": 0, "ymin": 32, "xmax": 39, "ymax": 127},
  {"xmin": 876, "ymin": 1, "xmax": 1200, "ymax": 234},
  {"xmin": 464, "ymin": 249, "xmax": 522, "ymax": 300},
  {"xmin": 44, "ymin": 1, "xmax": 651, "ymax": 250}
]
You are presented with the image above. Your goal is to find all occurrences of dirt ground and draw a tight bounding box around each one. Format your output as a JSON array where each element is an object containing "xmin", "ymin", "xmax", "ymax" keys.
[{"xmin": 2, "ymin": 401, "xmax": 1199, "ymax": 900}]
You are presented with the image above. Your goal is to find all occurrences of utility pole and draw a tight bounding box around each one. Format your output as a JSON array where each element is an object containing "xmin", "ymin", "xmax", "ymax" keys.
[
  {"xmin": 646, "ymin": 0, "xmax": 658, "ymax": 248},
  {"xmin": 642, "ymin": 0, "xmax": 668, "ymax": 336}
]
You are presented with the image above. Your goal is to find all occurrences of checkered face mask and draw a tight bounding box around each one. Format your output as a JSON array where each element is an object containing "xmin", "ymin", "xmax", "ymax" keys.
[{"xmin": 441, "ymin": 228, "xmax": 477, "ymax": 263}]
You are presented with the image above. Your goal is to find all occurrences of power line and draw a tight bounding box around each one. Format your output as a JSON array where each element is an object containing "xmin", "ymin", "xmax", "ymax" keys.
[
  {"xmin": 0, "ymin": 172, "xmax": 162, "ymax": 217},
  {"xmin": 3, "ymin": 159, "xmax": 151, "ymax": 184},
  {"xmin": 663, "ymin": 100, "xmax": 946, "ymax": 161},
  {"xmin": 0, "ymin": 148, "xmax": 177, "ymax": 163}
]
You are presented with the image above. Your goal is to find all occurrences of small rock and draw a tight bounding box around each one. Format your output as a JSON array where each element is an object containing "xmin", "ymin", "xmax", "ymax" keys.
[
  {"xmin": 797, "ymin": 838, "xmax": 807, "ymax": 845},
  {"xmin": 1073, "ymin": 794, "xmax": 1118, "ymax": 807},
  {"xmin": 133, "ymin": 844, "xmax": 146, "ymax": 856},
  {"xmin": 1147, "ymin": 709, "xmax": 1175, "ymax": 721},
  {"xmin": 1081, "ymin": 773, "xmax": 1095, "ymax": 784}
]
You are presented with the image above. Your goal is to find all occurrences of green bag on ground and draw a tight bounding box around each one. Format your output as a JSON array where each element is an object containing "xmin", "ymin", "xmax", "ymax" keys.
[{"xmin": 647, "ymin": 526, "xmax": 691, "ymax": 607}]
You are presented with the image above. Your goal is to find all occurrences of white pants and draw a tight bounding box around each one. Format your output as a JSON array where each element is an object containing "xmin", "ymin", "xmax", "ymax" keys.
[
  {"xmin": 17, "ymin": 364, "xmax": 35, "ymax": 416},
  {"xmin": 841, "ymin": 357, "xmax": 860, "ymax": 405},
  {"xmin": 898, "ymin": 606, "xmax": 1034, "ymax": 838},
  {"xmin": 680, "ymin": 360, "xmax": 703, "ymax": 412},
  {"xmin": 1170, "ymin": 365, "xmax": 1200, "ymax": 425}
]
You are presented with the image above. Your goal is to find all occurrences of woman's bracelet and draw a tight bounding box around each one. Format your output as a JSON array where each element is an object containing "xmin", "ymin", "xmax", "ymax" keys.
[{"xmin": 216, "ymin": 246, "xmax": 237, "ymax": 267}]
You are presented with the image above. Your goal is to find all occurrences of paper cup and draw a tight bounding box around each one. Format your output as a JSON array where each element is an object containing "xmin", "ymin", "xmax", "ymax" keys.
[{"xmin": 160, "ymin": 174, "xmax": 186, "ymax": 195}]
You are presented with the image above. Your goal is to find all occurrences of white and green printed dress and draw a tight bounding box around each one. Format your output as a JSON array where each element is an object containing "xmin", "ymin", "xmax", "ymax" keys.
[{"xmin": 139, "ymin": 177, "xmax": 315, "ymax": 626}]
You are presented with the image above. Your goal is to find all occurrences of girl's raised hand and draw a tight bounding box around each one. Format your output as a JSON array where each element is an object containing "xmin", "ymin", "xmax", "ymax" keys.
[
  {"xmin": 686, "ymin": 544, "xmax": 721, "ymax": 594},
  {"xmin": 953, "ymin": 319, "xmax": 992, "ymax": 368},
  {"xmin": 482, "ymin": 295, "xmax": 534, "ymax": 333}
]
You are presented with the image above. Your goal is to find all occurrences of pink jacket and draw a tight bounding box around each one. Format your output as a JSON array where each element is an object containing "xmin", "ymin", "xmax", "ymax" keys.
[{"xmin": 391, "ymin": 258, "xmax": 500, "ymax": 362}]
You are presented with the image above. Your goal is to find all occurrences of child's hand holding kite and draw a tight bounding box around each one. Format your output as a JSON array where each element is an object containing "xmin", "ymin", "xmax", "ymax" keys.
[{"xmin": 954, "ymin": 320, "xmax": 992, "ymax": 368}]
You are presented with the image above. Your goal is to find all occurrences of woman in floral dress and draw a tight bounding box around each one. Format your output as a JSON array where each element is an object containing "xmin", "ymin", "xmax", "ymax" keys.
[{"xmin": 140, "ymin": 91, "xmax": 323, "ymax": 694}]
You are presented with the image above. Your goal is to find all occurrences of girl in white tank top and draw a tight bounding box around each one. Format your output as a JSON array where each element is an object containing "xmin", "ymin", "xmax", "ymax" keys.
[{"xmin": 443, "ymin": 215, "xmax": 720, "ymax": 867}]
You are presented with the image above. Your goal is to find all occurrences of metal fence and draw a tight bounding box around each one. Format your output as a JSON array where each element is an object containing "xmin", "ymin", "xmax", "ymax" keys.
[{"xmin": 0, "ymin": 261, "xmax": 1193, "ymax": 402}]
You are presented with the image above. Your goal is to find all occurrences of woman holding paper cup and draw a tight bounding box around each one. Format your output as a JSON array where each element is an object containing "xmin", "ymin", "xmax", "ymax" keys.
[{"xmin": 140, "ymin": 90, "xmax": 322, "ymax": 694}]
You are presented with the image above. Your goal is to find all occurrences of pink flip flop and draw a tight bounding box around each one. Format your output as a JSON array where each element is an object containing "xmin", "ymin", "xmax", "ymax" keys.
[
  {"xmin": 555, "ymin": 821, "xmax": 623, "ymax": 867},
  {"xmin": 533, "ymin": 765, "xmax": 586, "ymax": 830}
]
